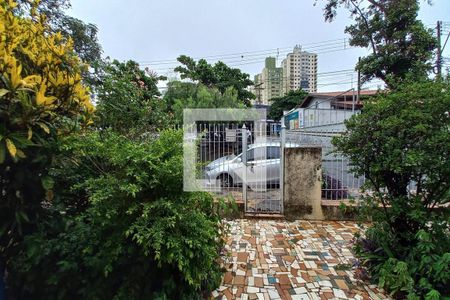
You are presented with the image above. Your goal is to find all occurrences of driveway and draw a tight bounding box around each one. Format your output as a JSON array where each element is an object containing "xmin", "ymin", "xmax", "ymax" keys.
[{"xmin": 213, "ymin": 220, "xmax": 389, "ymax": 300}]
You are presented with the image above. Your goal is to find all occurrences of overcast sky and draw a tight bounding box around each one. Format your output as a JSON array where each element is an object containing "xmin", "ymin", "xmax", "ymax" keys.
[{"xmin": 68, "ymin": 0, "xmax": 450, "ymax": 92}]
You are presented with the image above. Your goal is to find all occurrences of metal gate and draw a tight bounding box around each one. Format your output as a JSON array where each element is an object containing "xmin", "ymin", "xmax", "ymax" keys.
[
  {"xmin": 198, "ymin": 121, "xmax": 284, "ymax": 214},
  {"xmin": 285, "ymin": 124, "xmax": 366, "ymax": 201}
]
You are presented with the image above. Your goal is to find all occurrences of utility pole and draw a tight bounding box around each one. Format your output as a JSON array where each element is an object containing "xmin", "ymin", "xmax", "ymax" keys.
[
  {"xmin": 436, "ymin": 21, "xmax": 442, "ymax": 79},
  {"xmin": 357, "ymin": 57, "xmax": 361, "ymax": 103},
  {"xmin": 254, "ymin": 82, "xmax": 264, "ymax": 105}
]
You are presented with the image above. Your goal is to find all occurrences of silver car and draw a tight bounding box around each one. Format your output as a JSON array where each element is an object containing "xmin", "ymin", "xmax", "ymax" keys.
[{"xmin": 204, "ymin": 142, "xmax": 298, "ymax": 188}]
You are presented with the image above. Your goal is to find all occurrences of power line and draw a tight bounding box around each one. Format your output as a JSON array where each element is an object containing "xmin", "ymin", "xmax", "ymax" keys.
[
  {"xmin": 140, "ymin": 40, "xmax": 353, "ymax": 68},
  {"xmin": 246, "ymin": 74, "xmax": 381, "ymax": 88},
  {"xmin": 142, "ymin": 21, "xmax": 450, "ymax": 68},
  {"xmin": 147, "ymin": 46, "xmax": 358, "ymax": 72},
  {"xmin": 138, "ymin": 38, "xmax": 349, "ymax": 65}
]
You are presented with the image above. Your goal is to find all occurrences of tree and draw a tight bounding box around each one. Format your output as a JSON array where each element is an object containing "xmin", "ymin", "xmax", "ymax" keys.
[
  {"xmin": 174, "ymin": 55, "xmax": 255, "ymax": 106},
  {"xmin": 94, "ymin": 59, "xmax": 170, "ymax": 136},
  {"xmin": 15, "ymin": 0, "xmax": 102, "ymax": 64},
  {"xmin": 163, "ymin": 80, "xmax": 200, "ymax": 109},
  {"xmin": 0, "ymin": 0, "xmax": 93, "ymax": 286},
  {"xmin": 57, "ymin": 16, "xmax": 102, "ymax": 64},
  {"xmin": 268, "ymin": 89, "xmax": 308, "ymax": 120},
  {"xmin": 320, "ymin": 0, "xmax": 436, "ymax": 88},
  {"xmin": 163, "ymin": 81, "xmax": 246, "ymax": 125},
  {"xmin": 333, "ymin": 80, "xmax": 450, "ymax": 298}
]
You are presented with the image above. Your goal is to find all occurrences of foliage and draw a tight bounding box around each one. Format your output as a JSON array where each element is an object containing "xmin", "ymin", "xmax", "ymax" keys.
[
  {"xmin": 174, "ymin": 55, "xmax": 255, "ymax": 106},
  {"xmin": 333, "ymin": 80, "xmax": 450, "ymax": 298},
  {"xmin": 163, "ymin": 81, "xmax": 246, "ymax": 125},
  {"xmin": 94, "ymin": 59, "xmax": 171, "ymax": 137},
  {"xmin": 163, "ymin": 80, "xmax": 199, "ymax": 109},
  {"xmin": 14, "ymin": 0, "xmax": 102, "ymax": 64},
  {"xmin": 267, "ymin": 89, "xmax": 307, "ymax": 120},
  {"xmin": 14, "ymin": 0, "xmax": 70, "ymax": 19},
  {"xmin": 0, "ymin": 0, "xmax": 93, "ymax": 264},
  {"xmin": 320, "ymin": 0, "xmax": 436, "ymax": 88},
  {"xmin": 355, "ymin": 223, "xmax": 450, "ymax": 299},
  {"xmin": 2, "ymin": 1, "xmax": 230, "ymax": 299},
  {"xmin": 56, "ymin": 15, "xmax": 102, "ymax": 64},
  {"xmin": 8, "ymin": 130, "xmax": 228, "ymax": 299}
]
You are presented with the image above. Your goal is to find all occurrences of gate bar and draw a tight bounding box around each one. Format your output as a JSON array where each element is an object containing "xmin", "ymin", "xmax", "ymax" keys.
[
  {"xmin": 242, "ymin": 124, "xmax": 247, "ymax": 212},
  {"xmin": 280, "ymin": 123, "xmax": 286, "ymax": 214}
]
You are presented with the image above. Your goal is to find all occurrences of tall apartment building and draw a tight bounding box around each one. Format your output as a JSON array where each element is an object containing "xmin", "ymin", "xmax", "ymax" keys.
[
  {"xmin": 281, "ymin": 45, "xmax": 317, "ymax": 93},
  {"xmin": 252, "ymin": 46, "xmax": 318, "ymax": 105},
  {"xmin": 253, "ymin": 57, "xmax": 283, "ymax": 105}
]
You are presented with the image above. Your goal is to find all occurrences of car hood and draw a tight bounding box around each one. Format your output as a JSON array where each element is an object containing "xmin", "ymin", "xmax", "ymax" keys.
[{"xmin": 206, "ymin": 155, "xmax": 235, "ymax": 170}]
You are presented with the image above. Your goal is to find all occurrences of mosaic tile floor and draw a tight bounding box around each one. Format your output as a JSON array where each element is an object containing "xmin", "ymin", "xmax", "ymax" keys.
[{"xmin": 212, "ymin": 220, "xmax": 389, "ymax": 300}]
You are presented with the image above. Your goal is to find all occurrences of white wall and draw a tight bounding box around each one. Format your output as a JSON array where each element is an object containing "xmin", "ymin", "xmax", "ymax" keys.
[{"xmin": 302, "ymin": 109, "xmax": 357, "ymax": 127}]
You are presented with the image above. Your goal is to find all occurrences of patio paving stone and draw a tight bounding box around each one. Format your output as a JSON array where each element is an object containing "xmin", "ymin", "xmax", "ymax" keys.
[{"xmin": 213, "ymin": 219, "xmax": 390, "ymax": 300}]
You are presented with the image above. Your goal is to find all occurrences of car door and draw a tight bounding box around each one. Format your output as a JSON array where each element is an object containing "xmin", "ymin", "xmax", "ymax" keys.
[
  {"xmin": 245, "ymin": 146, "xmax": 269, "ymax": 189},
  {"xmin": 266, "ymin": 146, "xmax": 281, "ymax": 184},
  {"xmin": 229, "ymin": 148, "xmax": 254, "ymax": 185},
  {"xmin": 230, "ymin": 147, "xmax": 265, "ymax": 188}
]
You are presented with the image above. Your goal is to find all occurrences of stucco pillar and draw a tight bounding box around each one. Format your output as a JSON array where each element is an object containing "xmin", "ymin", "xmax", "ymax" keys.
[{"xmin": 283, "ymin": 147, "xmax": 324, "ymax": 220}]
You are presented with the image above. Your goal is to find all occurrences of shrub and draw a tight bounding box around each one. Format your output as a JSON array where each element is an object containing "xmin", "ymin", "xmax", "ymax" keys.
[
  {"xmin": 333, "ymin": 80, "xmax": 450, "ymax": 298},
  {"xmin": 0, "ymin": 0, "xmax": 93, "ymax": 278},
  {"xmin": 8, "ymin": 130, "xmax": 228, "ymax": 299},
  {"xmin": 93, "ymin": 59, "xmax": 171, "ymax": 137}
]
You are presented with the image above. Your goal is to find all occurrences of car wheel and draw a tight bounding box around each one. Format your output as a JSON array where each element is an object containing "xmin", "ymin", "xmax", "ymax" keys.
[{"xmin": 218, "ymin": 173, "xmax": 233, "ymax": 188}]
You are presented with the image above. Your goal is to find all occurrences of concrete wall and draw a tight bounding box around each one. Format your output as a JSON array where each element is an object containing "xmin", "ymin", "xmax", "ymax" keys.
[{"xmin": 283, "ymin": 147, "xmax": 324, "ymax": 220}]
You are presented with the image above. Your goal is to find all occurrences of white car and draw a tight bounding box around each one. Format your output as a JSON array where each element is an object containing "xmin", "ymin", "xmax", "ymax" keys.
[{"xmin": 204, "ymin": 142, "xmax": 298, "ymax": 188}]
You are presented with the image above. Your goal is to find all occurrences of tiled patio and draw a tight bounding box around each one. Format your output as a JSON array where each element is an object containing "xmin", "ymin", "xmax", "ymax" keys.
[{"xmin": 213, "ymin": 220, "xmax": 389, "ymax": 300}]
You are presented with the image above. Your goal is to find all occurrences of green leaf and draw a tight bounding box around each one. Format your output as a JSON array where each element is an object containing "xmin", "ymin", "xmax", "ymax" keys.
[
  {"xmin": 18, "ymin": 210, "xmax": 30, "ymax": 222},
  {"xmin": 41, "ymin": 176, "xmax": 55, "ymax": 190},
  {"xmin": 425, "ymin": 290, "xmax": 441, "ymax": 300}
]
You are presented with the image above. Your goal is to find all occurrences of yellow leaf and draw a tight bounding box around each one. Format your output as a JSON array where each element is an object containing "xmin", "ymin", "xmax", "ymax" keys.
[
  {"xmin": 35, "ymin": 82, "xmax": 47, "ymax": 105},
  {"xmin": 16, "ymin": 149, "xmax": 26, "ymax": 158},
  {"xmin": 8, "ymin": 0, "xmax": 18, "ymax": 9},
  {"xmin": 5, "ymin": 138, "xmax": 16, "ymax": 157},
  {"xmin": 37, "ymin": 122, "xmax": 50, "ymax": 134},
  {"xmin": 35, "ymin": 82, "xmax": 57, "ymax": 106},
  {"xmin": 27, "ymin": 127, "xmax": 32, "ymax": 140},
  {"xmin": 21, "ymin": 75, "xmax": 41, "ymax": 88},
  {"xmin": 44, "ymin": 95, "xmax": 57, "ymax": 105},
  {"xmin": 9, "ymin": 59, "xmax": 22, "ymax": 90},
  {"xmin": 0, "ymin": 89, "xmax": 9, "ymax": 97}
]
